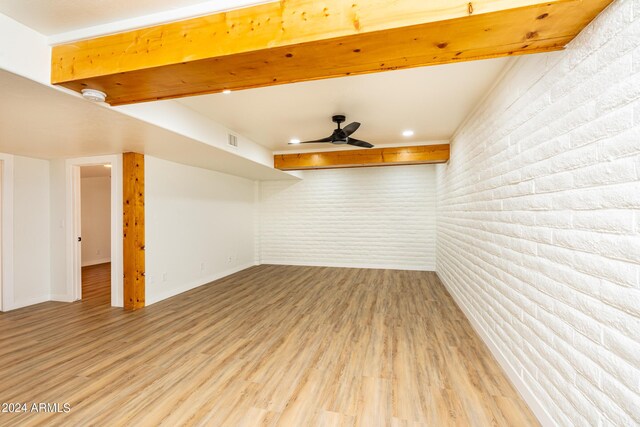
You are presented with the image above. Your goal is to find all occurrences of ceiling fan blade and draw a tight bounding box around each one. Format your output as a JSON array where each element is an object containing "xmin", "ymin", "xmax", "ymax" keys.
[
  {"xmin": 347, "ymin": 138, "xmax": 374, "ymax": 148},
  {"xmin": 291, "ymin": 136, "xmax": 333, "ymax": 144},
  {"xmin": 342, "ymin": 122, "xmax": 361, "ymax": 136}
]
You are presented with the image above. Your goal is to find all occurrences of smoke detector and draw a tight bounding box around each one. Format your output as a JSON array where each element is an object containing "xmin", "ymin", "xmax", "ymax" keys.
[{"xmin": 81, "ymin": 89, "xmax": 107, "ymax": 102}]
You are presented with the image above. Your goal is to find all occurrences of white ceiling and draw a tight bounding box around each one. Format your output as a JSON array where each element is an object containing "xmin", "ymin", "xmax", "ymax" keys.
[
  {"xmin": 0, "ymin": 0, "xmax": 269, "ymax": 37},
  {"xmin": 177, "ymin": 58, "xmax": 510, "ymax": 151},
  {"xmin": 0, "ymin": 70, "xmax": 294, "ymax": 180}
]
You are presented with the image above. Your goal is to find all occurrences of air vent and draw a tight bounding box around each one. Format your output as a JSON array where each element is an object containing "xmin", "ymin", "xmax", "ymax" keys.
[{"xmin": 228, "ymin": 134, "xmax": 238, "ymax": 148}]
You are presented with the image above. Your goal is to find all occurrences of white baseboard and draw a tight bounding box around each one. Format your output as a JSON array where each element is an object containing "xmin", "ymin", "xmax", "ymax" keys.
[
  {"xmin": 51, "ymin": 293, "xmax": 75, "ymax": 303},
  {"xmin": 145, "ymin": 262, "xmax": 257, "ymax": 306},
  {"xmin": 260, "ymin": 259, "xmax": 435, "ymax": 272},
  {"xmin": 6, "ymin": 294, "xmax": 51, "ymax": 311},
  {"xmin": 82, "ymin": 257, "xmax": 111, "ymax": 267},
  {"xmin": 436, "ymin": 272, "xmax": 555, "ymax": 427}
]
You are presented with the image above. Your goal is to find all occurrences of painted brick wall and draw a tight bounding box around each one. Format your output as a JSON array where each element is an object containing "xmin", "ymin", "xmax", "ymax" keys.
[
  {"xmin": 436, "ymin": 1, "xmax": 640, "ymax": 425},
  {"xmin": 259, "ymin": 165, "xmax": 436, "ymax": 270}
]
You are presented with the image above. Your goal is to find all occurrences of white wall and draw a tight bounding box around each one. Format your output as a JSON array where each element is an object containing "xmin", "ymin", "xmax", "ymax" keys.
[
  {"xmin": 145, "ymin": 155, "xmax": 257, "ymax": 305},
  {"xmin": 259, "ymin": 165, "xmax": 436, "ymax": 270},
  {"xmin": 80, "ymin": 176, "xmax": 111, "ymax": 266},
  {"xmin": 11, "ymin": 155, "xmax": 51, "ymax": 309},
  {"xmin": 436, "ymin": 1, "xmax": 640, "ymax": 425}
]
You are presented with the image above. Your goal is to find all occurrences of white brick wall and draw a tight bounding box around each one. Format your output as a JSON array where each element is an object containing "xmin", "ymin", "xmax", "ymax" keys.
[
  {"xmin": 436, "ymin": 1, "xmax": 640, "ymax": 425},
  {"xmin": 259, "ymin": 165, "xmax": 436, "ymax": 270}
]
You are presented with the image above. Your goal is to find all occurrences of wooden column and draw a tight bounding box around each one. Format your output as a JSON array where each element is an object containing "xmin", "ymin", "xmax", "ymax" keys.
[{"xmin": 123, "ymin": 152, "xmax": 145, "ymax": 310}]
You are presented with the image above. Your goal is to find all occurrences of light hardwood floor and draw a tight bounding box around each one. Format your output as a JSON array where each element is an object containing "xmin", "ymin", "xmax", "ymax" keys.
[
  {"xmin": 0, "ymin": 265, "xmax": 538, "ymax": 426},
  {"xmin": 81, "ymin": 263, "xmax": 111, "ymax": 306}
]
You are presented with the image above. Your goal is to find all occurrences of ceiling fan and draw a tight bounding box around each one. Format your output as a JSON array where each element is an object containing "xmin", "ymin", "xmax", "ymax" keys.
[{"xmin": 291, "ymin": 115, "xmax": 374, "ymax": 148}]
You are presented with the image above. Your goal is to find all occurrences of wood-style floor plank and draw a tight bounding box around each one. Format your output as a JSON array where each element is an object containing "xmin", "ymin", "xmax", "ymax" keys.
[
  {"xmin": 0, "ymin": 264, "xmax": 538, "ymax": 426},
  {"xmin": 81, "ymin": 262, "xmax": 111, "ymax": 305}
]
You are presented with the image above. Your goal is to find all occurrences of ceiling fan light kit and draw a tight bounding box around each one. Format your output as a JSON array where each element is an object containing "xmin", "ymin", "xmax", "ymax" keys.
[{"xmin": 291, "ymin": 115, "xmax": 374, "ymax": 148}]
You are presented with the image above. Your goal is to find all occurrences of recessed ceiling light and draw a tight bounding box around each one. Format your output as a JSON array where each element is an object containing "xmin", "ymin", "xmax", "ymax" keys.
[
  {"xmin": 290, "ymin": 138, "xmax": 301, "ymax": 144},
  {"xmin": 103, "ymin": 164, "xmax": 112, "ymax": 168},
  {"xmin": 222, "ymin": 89, "xmax": 232, "ymax": 94},
  {"xmin": 402, "ymin": 130, "xmax": 415, "ymax": 137},
  {"xmin": 81, "ymin": 88, "xmax": 107, "ymax": 102}
]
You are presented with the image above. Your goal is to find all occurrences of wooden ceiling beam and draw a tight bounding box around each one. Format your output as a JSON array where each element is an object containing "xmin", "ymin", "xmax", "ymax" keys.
[
  {"xmin": 51, "ymin": 0, "xmax": 612, "ymax": 105},
  {"xmin": 274, "ymin": 144, "xmax": 451, "ymax": 170}
]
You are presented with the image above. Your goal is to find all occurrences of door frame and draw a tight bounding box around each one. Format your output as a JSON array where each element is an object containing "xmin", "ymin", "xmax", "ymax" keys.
[
  {"xmin": 0, "ymin": 154, "xmax": 14, "ymax": 312},
  {"xmin": 66, "ymin": 155, "xmax": 123, "ymax": 307}
]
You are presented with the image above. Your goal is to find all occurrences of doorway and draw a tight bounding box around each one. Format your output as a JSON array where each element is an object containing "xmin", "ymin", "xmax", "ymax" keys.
[
  {"xmin": 67, "ymin": 155, "xmax": 123, "ymax": 307},
  {"xmin": 79, "ymin": 165, "xmax": 112, "ymax": 305}
]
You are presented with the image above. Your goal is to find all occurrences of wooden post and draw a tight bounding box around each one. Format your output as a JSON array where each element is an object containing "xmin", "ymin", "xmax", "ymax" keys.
[{"xmin": 123, "ymin": 152, "xmax": 145, "ymax": 310}]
